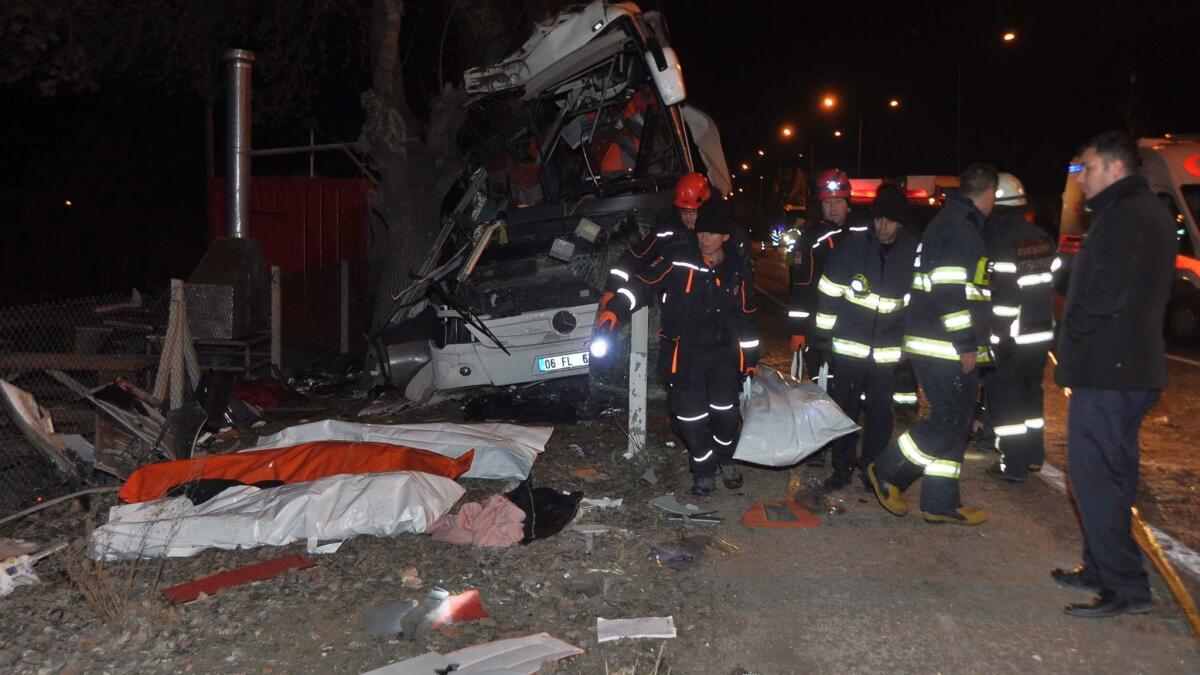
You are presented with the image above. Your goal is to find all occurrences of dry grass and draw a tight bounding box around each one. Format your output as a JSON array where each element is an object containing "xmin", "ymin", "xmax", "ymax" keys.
[{"xmin": 60, "ymin": 502, "xmax": 171, "ymax": 631}]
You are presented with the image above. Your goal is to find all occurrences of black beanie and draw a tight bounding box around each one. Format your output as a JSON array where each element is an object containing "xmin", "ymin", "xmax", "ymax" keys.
[
  {"xmin": 871, "ymin": 187, "xmax": 911, "ymax": 227},
  {"xmin": 695, "ymin": 198, "xmax": 733, "ymax": 235}
]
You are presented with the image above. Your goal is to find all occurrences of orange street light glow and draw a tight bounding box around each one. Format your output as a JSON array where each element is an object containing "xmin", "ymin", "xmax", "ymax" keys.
[
  {"xmin": 1003, "ymin": 31, "xmax": 1016, "ymax": 42},
  {"xmin": 756, "ymin": 149, "xmax": 765, "ymax": 157},
  {"xmin": 822, "ymin": 95, "xmax": 836, "ymax": 109},
  {"xmin": 740, "ymin": 162, "xmax": 750, "ymax": 171},
  {"xmin": 780, "ymin": 125, "xmax": 794, "ymax": 138},
  {"xmin": 889, "ymin": 99, "xmax": 900, "ymax": 108},
  {"xmin": 833, "ymin": 130, "xmax": 843, "ymax": 137}
]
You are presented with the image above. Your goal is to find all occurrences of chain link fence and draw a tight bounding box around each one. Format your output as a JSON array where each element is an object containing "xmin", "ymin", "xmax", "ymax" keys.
[{"xmin": 0, "ymin": 292, "xmax": 167, "ymax": 514}]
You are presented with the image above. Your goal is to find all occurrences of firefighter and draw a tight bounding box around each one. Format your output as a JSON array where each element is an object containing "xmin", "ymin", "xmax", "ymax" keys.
[
  {"xmin": 867, "ymin": 163, "xmax": 999, "ymax": 526},
  {"xmin": 596, "ymin": 198, "xmax": 759, "ymax": 496},
  {"xmin": 811, "ymin": 186, "xmax": 919, "ymax": 489},
  {"xmin": 983, "ymin": 172, "xmax": 1056, "ymax": 483},
  {"xmin": 789, "ymin": 169, "xmax": 853, "ymax": 357}
]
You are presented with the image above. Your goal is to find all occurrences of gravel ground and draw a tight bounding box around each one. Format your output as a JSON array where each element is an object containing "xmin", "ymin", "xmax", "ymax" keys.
[{"xmin": 1, "ymin": 334, "xmax": 1199, "ymax": 673}]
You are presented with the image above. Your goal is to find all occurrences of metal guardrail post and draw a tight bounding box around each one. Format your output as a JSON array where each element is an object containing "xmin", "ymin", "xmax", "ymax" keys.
[
  {"xmin": 626, "ymin": 307, "xmax": 648, "ymax": 458},
  {"xmin": 271, "ymin": 266, "xmax": 282, "ymax": 370},
  {"xmin": 340, "ymin": 260, "xmax": 350, "ymax": 354}
]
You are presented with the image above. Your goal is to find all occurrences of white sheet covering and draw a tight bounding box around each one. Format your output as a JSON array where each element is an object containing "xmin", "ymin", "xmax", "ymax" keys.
[
  {"xmin": 247, "ymin": 421, "xmax": 553, "ymax": 480},
  {"xmin": 91, "ymin": 471, "xmax": 465, "ymax": 561}
]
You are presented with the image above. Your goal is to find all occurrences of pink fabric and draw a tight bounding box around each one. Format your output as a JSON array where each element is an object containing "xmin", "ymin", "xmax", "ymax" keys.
[{"xmin": 428, "ymin": 495, "xmax": 525, "ymax": 548}]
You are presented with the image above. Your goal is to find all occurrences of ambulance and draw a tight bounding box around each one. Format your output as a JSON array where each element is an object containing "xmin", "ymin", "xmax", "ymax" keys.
[{"xmin": 1058, "ymin": 137, "xmax": 1200, "ymax": 340}]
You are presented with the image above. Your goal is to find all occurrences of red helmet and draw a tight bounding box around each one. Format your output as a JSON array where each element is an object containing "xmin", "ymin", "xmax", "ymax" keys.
[
  {"xmin": 815, "ymin": 169, "xmax": 851, "ymax": 201},
  {"xmin": 673, "ymin": 172, "xmax": 711, "ymax": 209}
]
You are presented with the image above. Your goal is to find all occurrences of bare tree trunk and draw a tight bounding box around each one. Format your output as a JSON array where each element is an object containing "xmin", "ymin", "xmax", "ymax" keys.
[{"xmin": 361, "ymin": 0, "xmax": 468, "ymax": 332}]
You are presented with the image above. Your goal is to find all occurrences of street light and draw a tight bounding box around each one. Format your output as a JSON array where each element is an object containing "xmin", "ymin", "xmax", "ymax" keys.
[
  {"xmin": 1002, "ymin": 31, "xmax": 1017, "ymax": 42},
  {"xmin": 740, "ymin": 162, "xmax": 750, "ymax": 172},
  {"xmin": 780, "ymin": 124, "xmax": 794, "ymax": 139},
  {"xmin": 756, "ymin": 149, "xmax": 765, "ymax": 157},
  {"xmin": 822, "ymin": 95, "xmax": 837, "ymax": 109},
  {"xmin": 833, "ymin": 130, "xmax": 843, "ymax": 138},
  {"xmin": 889, "ymin": 98, "xmax": 900, "ymax": 108}
]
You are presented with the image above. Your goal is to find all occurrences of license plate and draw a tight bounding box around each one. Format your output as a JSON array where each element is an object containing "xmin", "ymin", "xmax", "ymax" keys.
[{"xmin": 536, "ymin": 351, "xmax": 589, "ymax": 373}]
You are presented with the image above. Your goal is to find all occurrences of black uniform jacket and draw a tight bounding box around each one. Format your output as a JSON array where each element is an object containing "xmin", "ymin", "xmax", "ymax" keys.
[
  {"xmin": 1055, "ymin": 175, "xmax": 1176, "ymax": 390},
  {"xmin": 788, "ymin": 216, "xmax": 854, "ymax": 335},
  {"xmin": 611, "ymin": 236, "xmax": 759, "ymax": 373},
  {"xmin": 902, "ymin": 193, "xmax": 992, "ymax": 362},
  {"xmin": 811, "ymin": 223, "xmax": 919, "ymax": 365},
  {"xmin": 984, "ymin": 206, "xmax": 1056, "ymax": 354}
]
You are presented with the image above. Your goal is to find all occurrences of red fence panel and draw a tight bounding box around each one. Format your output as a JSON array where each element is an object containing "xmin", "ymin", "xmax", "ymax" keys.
[{"xmin": 209, "ymin": 178, "xmax": 372, "ymax": 353}]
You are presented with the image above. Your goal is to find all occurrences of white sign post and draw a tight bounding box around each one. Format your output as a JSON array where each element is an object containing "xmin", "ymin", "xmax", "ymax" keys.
[{"xmin": 626, "ymin": 307, "xmax": 648, "ymax": 458}]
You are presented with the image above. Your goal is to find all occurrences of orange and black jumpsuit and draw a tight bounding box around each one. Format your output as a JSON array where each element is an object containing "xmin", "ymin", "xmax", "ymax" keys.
[{"xmin": 610, "ymin": 237, "xmax": 758, "ymax": 476}]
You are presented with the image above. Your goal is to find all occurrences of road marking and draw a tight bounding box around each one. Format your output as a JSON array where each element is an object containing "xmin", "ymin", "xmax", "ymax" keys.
[
  {"xmin": 1036, "ymin": 462, "xmax": 1200, "ymax": 580},
  {"xmin": 1166, "ymin": 353, "xmax": 1200, "ymax": 368},
  {"xmin": 755, "ymin": 286, "xmax": 789, "ymax": 310}
]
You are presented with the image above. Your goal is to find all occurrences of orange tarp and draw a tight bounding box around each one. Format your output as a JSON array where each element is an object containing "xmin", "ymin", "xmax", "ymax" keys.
[{"xmin": 119, "ymin": 441, "xmax": 475, "ymax": 504}]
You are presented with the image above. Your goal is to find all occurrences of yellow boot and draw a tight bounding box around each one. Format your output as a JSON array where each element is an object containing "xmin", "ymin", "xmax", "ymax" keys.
[
  {"xmin": 867, "ymin": 463, "xmax": 908, "ymax": 517},
  {"xmin": 922, "ymin": 507, "xmax": 988, "ymax": 526}
]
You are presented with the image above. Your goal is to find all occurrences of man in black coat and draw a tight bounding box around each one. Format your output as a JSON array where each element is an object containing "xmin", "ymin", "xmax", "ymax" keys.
[{"xmin": 1052, "ymin": 131, "xmax": 1177, "ymax": 618}]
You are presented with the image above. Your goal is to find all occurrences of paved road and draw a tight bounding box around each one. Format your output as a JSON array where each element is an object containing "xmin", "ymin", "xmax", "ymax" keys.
[{"xmin": 751, "ymin": 245, "xmax": 1200, "ymax": 575}]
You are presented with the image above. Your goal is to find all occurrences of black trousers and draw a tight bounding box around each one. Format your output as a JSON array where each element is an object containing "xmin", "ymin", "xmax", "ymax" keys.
[
  {"xmin": 667, "ymin": 343, "xmax": 740, "ymax": 477},
  {"xmin": 829, "ymin": 356, "xmax": 896, "ymax": 477},
  {"xmin": 986, "ymin": 348, "xmax": 1048, "ymax": 478},
  {"xmin": 874, "ymin": 357, "xmax": 979, "ymax": 513},
  {"xmin": 1067, "ymin": 388, "xmax": 1159, "ymax": 603}
]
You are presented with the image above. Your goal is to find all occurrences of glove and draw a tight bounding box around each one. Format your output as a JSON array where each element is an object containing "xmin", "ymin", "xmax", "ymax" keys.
[
  {"xmin": 790, "ymin": 334, "xmax": 807, "ymax": 352},
  {"xmin": 598, "ymin": 291, "xmax": 615, "ymax": 312},
  {"xmin": 596, "ymin": 310, "xmax": 619, "ymax": 332}
]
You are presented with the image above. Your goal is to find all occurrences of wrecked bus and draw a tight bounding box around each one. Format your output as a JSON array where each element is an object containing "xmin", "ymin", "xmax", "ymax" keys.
[{"xmin": 372, "ymin": 1, "xmax": 731, "ymax": 401}]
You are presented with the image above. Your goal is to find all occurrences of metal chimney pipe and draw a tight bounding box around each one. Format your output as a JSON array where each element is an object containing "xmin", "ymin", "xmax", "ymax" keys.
[{"xmin": 225, "ymin": 49, "xmax": 255, "ymax": 238}]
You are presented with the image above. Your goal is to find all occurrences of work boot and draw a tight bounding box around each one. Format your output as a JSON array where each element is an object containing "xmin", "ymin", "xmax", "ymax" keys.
[
  {"xmin": 922, "ymin": 507, "xmax": 988, "ymax": 526},
  {"xmin": 720, "ymin": 464, "xmax": 744, "ymax": 490},
  {"xmin": 691, "ymin": 474, "xmax": 716, "ymax": 497},
  {"xmin": 866, "ymin": 463, "xmax": 908, "ymax": 517},
  {"xmin": 987, "ymin": 460, "xmax": 1025, "ymax": 483},
  {"xmin": 823, "ymin": 468, "xmax": 853, "ymax": 490}
]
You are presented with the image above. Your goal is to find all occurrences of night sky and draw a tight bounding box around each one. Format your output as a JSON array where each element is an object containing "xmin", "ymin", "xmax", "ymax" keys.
[
  {"xmin": 669, "ymin": 0, "xmax": 1200, "ymax": 198},
  {"xmin": 2, "ymin": 0, "xmax": 1198, "ymax": 299}
]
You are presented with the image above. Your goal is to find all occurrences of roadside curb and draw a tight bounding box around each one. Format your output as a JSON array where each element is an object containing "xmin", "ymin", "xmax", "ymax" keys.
[{"xmin": 1037, "ymin": 462, "xmax": 1200, "ymax": 581}]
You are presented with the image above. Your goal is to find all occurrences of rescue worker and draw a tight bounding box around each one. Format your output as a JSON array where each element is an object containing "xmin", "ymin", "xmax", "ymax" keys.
[
  {"xmin": 596, "ymin": 199, "xmax": 759, "ymax": 495},
  {"xmin": 790, "ymin": 169, "xmax": 855, "ymax": 466},
  {"xmin": 789, "ymin": 169, "xmax": 853, "ymax": 356},
  {"xmin": 982, "ymin": 172, "xmax": 1056, "ymax": 482},
  {"xmin": 811, "ymin": 186, "xmax": 919, "ymax": 489},
  {"xmin": 603, "ymin": 172, "xmax": 711, "ymax": 307},
  {"xmin": 867, "ymin": 163, "xmax": 999, "ymax": 526}
]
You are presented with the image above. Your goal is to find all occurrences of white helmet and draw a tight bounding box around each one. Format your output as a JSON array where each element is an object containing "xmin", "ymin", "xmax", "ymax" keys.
[{"xmin": 994, "ymin": 172, "xmax": 1027, "ymax": 206}]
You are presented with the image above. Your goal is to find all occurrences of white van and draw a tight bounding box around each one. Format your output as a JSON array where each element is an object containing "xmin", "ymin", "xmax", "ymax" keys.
[{"xmin": 1058, "ymin": 137, "xmax": 1200, "ymax": 340}]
